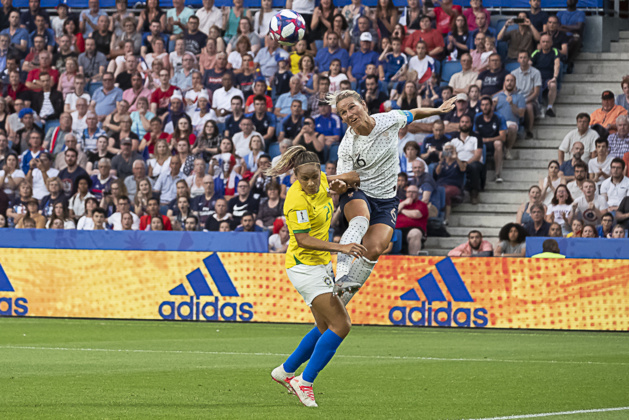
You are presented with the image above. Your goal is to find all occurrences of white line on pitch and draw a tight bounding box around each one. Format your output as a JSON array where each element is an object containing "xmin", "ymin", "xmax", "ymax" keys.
[
  {"xmin": 0, "ymin": 346, "xmax": 627, "ymax": 366},
  {"xmin": 467, "ymin": 406, "xmax": 629, "ymax": 420}
]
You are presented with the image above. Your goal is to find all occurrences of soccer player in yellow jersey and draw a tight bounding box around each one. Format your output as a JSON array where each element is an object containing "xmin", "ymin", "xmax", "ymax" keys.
[{"xmin": 267, "ymin": 145, "xmax": 366, "ymax": 408}]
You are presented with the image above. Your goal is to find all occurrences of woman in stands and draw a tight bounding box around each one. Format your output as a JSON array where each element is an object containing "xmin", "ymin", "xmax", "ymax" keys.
[
  {"xmin": 496, "ymin": 223, "xmax": 527, "ymax": 257},
  {"xmin": 447, "ymin": 14, "xmax": 469, "ymax": 60},
  {"xmin": 77, "ymin": 197, "xmax": 99, "ymax": 230},
  {"xmin": 63, "ymin": 17, "xmax": 84, "ymax": 53},
  {"xmin": 268, "ymin": 146, "xmax": 366, "ymax": 408},
  {"xmin": 0, "ymin": 153, "xmax": 25, "ymax": 200},
  {"xmin": 297, "ymin": 55, "xmax": 317, "ymax": 96},
  {"xmin": 539, "ymin": 160, "xmax": 562, "ymax": 205},
  {"xmin": 186, "ymin": 158, "xmax": 207, "ymax": 199},
  {"xmin": 133, "ymin": 179, "xmax": 153, "ymax": 217},
  {"xmin": 397, "ymin": 81, "xmax": 419, "ymax": 111},
  {"xmin": 47, "ymin": 201, "xmax": 76, "ymax": 230},
  {"xmin": 468, "ymin": 85, "xmax": 482, "ymax": 114},
  {"xmin": 137, "ymin": 0, "xmax": 166, "ymax": 34},
  {"xmin": 227, "ymin": 17, "xmax": 260, "ymax": 55},
  {"xmin": 193, "ymin": 120, "xmax": 221, "ymax": 159},
  {"xmin": 256, "ymin": 181, "xmax": 284, "ymax": 230},
  {"xmin": 375, "ymin": 0, "xmax": 399, "ymax": 40},
  {"xmin": 545, "ymin": 184, "xmax": 573, "ymax": 236},
  {"xmin": 330, "ymin": 14, "xmax": 351, "ymax": 51},
  {"xmin": 243, "ymin": 135, "xmax": 265, "ymax": 173},
  {"xmin": 582, "ymin": 224, "xmax": 598, "ymax": 238},
  {"xmin": 566, "ymin": 219, "xmax": 583, "ymax": 238},
  {"xmin": 69, "ymin": 175, "xmax": 95, "ymax": 219},
  {"xmin": 310, "ymin": 0, "xmax": 336, "ymax": 50},
  {"xmin": 516, "ymin": 185, "xmax": 546, "ymax": 225}
]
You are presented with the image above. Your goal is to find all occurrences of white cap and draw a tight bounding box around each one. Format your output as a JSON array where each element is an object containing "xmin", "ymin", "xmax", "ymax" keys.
[
  {"xmin": 171, "ymin": 90, "xmax": 183, "ymax": 101},
  {"xmin": 198, "ymin": 90, "xmax": 209, "ymax": 100},
  {"xmin": 360, "ymin": 32, "xmax": 373, "ymax": 42},
  {"xmin": 456, "ymin": 93, "xmax": 469, "ymax": 102}
]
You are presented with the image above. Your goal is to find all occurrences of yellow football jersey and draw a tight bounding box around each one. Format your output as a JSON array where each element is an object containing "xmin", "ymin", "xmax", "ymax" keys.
[{"xmin": 284, "ymin": 172, "xmax": 335, "ymax": 269}]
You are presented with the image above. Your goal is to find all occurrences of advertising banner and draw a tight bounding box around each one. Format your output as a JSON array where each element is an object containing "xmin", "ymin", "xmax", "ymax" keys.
[{"xmin": 1, "ymin": 249, "xmax": 627, "ymax": 331}]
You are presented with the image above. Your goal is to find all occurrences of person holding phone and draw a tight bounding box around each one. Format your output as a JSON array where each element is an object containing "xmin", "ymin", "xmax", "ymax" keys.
[
  {"xmin": 434, "ymin": 142, "xmax": 467, "ymax": 225},
  {"xmin": 497, "ymin": 12, "xmax": 541, "ymax": 61}
]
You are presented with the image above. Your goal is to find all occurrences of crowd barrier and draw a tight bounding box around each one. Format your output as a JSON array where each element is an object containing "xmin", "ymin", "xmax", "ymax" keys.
[
  {"xmin": 526, "ymin": 238, "xmax": 629, "ymax": 259},
  {"xmin": 1, "ymin": 250, "xmax": 627, "ymax": 331},
  {"xmin": 14, "ymin": 1, "xmax": 603, "ymax": 10}
]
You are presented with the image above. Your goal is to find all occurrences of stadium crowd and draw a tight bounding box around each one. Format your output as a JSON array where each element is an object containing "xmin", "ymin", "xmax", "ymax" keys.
[{"xmin": 0, "ymin": 0, "xmax": 626, "ymax": 256}]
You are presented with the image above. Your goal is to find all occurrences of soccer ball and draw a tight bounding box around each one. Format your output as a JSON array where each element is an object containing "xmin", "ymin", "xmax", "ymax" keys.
[{"xmin": 269, "ymin": 9, "xmax": 306, "ymax": 46}]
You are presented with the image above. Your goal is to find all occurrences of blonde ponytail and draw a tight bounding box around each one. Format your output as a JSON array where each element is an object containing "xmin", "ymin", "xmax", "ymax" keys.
[{"xmin": 265, "ymin": 145, "xmax": 320, "ymax": 177}]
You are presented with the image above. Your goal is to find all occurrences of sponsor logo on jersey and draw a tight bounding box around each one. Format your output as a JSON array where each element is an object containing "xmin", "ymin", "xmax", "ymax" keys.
[
  {"xmin": 159, "ymin": 254, "xmax": 253, "ymax": 322},
  {"xmin": 0, "ymin": 263, "xmax": 29, "ymax": 317},
  {"xmin": 389, "ymin": 258, "xmax": 488, "ymax": 328}
]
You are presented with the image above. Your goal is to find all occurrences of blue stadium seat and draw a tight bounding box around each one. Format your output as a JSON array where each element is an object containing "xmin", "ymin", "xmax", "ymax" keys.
[
  {"xmin": 87, "ymin": 82, "xmax": 102, "ymax": 96},
  {"xmin": 44, "ymin": 119, "xmax": 60, "ymax": 134},
  {"xmin": 441, "ymin": 60, "xmax": 462, "ymax": 83},
  {"xmin": 390, "ymin": 229, "xmax": 403, "ymax": 255},
  {"xmin": 433, "ymin": 59, "xmax": 441, "ymax": 77},
  {"xmin": 328, "ymin": 142, "xmax": 339, "ymax": 163},
  {"xmin": 269, "ymin": 142, "xmax": 281, "ymax": 159},
  {"xmin": 497, "ymin": 41, "xmax": 509, "ymax": 63},
  {"xmin": 505, "ymin": 61, "xmax": 520, "ymax": 72},
  {"xmin": 430, "ymin": 186, "xmax": 447, "ymax": 219},
  {"xmin": 494, "ymin": 18, "xmax": 517, "ymax": 33}
]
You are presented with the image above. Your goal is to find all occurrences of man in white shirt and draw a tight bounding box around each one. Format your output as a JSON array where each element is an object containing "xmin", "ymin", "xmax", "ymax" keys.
[
  {"xmin": 107, "ymin": 195, "xmax": 140, "ymax": 230},
  {"xmin": 153, "ymin": 154, "xmax": 185, "ymax": 205},
  {"xmin": 25, "ymin": 151, "xmax": 58, "ymax": 200},
  {"xmin": 568, "ymin": 179, "xmax": 608, "ymax": 226},
  {"xmin": 232, "ymin": 117, "xmax": 262, "ymax": 157},
  {"xmin": 558, "ymin": 112, "xmax": 599, "ymax": 164},
  {"xmin": 212, "ymin": 72, "xmax": 244, "ymax": 124},
  {"xmin": 600, "ymin": 158, "xmax": 629, "ymax": 211},
  {"xmin": 408, "ymin": 41, "xmax": 434, "ymax": 84},
  {"xmin": 71, "ymin": 98, "xmax": 89, "ymax": 132},
  {"xmin": 511, "ymin": 51, "xmax": 542, "ymax": 138},
  {"xmin": 196, "ymin": 0, "xmax": 223, "ymax": 35},
  {"xmin": 449, "ymin": 53, "xmax": 478, "ymax": 94},
  {"xmin": 567, "ymin": 161, "xmax": 587, "ymax": 200},
  {"xmin": 450, "ymin": 115, "xmax": 483, "ymax": 204},
  {"xmin": 588, "ymin": 137, "xmax": 613, "ymax": 186}
]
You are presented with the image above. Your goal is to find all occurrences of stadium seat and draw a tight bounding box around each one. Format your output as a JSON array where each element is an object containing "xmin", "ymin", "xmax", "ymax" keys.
[
  {"xmin": 269, "ymin": 142, "xmax": 281, "ymax": 159},
  {"xmin": 433, "ymin": 59, "xmax": 441, "ymax": 77},
  {"xmin": 494, "ymin": 18, "xmax": 517, "ymax": 33},
  {"xmin": 44, "ymin": 119, "xmax": 60, "ymax": 134},
  {"xmin": 389, "ymin": 229, "xmax": 403, "ymax": 255},
  {"xmin": 505, "ymin": 61, "xmax": 520, "ymax": 72},
  {"xmin": 441, "ymin": 60, "xmax": 462, "ymax": 84},
  {"xmin": 87, "ymin": 82, "xmax": 102, "ymax": 96},
  {"xmin": 497, "ymin": 41, "xmax": 509, "ymax": 63},
  {"xmin": 328, "ymin": 142, "xmax": 339, "ymax": 163},
  {"xmin": 430, "ymin": 186, "xmax": 447, "ymax": 219}
]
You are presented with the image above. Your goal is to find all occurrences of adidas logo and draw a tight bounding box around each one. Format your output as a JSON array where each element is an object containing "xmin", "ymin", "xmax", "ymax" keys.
[
  {"xmin": 158, "ymin": 254, "xmax": 254, "ymax": 322},
  {"xmin": 0, "ymin": 263, "xmax": 29, "ymax": 317},
  {"xmin": 389, "ymin": 258, "xmax": 488, "ymax": 328}
]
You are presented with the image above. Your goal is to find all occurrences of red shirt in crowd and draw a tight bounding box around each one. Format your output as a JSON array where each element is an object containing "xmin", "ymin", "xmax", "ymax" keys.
[
  {"xmin": 395, "ymin": 199, "xmax": 428, "ymax": 234},
  {"xmin": 142, "ymin": 132, "xmax": 170, "ymax": 155},
  {"xmin": 434, "ymin": 6, "xmax": 463, "ymax": 34},
  {"xmin": 26, "ymin": 68, "xmax": 60, "ymax": 92},
  {"xmin": 167, "ymin": 133, "xmax": 196, "ymax": 146},
  {"xmin": 150, "ymin": 85, "xmax": 179, "ymax": 109},
  {"xmin": 139, "ymin": 214, "xmax": 173, "ymax": 231},
  {"xmin": 403, "ymin": 28, "xmax": 445, "ymax": 57}
]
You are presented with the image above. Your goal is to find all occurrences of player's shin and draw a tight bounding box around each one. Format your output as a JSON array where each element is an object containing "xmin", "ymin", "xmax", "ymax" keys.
[
  {"xmin": 283, "ymin": 326, "xmax": 323, "ymax": 373},
  {"xmin": 340, "ymin": 256, "xmax": 377, "ymax": 305},
  {"xmin": 336, "ymin": 216, "xmax": 369, "ymax": 279},
  {"xmin": 301, "ymin": 329, "xmax": 345, "ymax": 384}
]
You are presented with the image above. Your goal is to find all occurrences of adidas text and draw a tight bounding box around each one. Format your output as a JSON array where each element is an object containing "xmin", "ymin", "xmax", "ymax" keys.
[
  {"xmin": 389, "ymin": 301, "xmax": 488, "ymax": 327},
  {"xmin": 159, "ymin": 296, "xmax": 254, "ymax": 322}
]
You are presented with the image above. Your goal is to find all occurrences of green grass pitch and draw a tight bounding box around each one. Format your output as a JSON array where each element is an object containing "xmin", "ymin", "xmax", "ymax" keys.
[{"xmin": 0, "ymin": 318, "xmax": 628, "ymax": 419}]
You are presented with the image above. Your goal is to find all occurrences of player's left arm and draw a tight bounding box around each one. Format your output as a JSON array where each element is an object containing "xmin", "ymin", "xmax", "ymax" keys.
[{"xmin": 408, "ymin": 96, "xmax": 457, "ymax": 121}]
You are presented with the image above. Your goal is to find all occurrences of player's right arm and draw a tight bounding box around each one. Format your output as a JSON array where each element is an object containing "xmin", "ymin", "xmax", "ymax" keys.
[{"xmin": 409, "ymin": 96, "xmax": 457, "ymax": 121}]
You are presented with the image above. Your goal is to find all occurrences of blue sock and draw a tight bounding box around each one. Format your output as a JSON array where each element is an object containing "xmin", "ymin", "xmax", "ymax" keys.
[
  {"xmin": 302, "ymin": 330, "xmax": 344, "ymax": 383},
  {"xmin": 283, "ymin": 327, "xmax": 322, "ymax": 373}
]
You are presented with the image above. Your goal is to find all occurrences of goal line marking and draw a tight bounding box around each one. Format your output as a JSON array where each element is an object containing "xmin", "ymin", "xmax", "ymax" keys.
[{"xmin": 467, "ymin": 406, "xmax": 629, "ymax": 420}]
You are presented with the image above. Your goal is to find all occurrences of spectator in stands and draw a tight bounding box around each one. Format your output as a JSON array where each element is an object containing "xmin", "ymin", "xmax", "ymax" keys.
[
  {"xmin": 474, "ymin": 96, "xmax": 507, "ymax": 183},
  {"xmin": 379, "ymin": 36, "xmax": 408, "ymax": 89},
  {"xmin": 139, "ymin": 197, "xmax": 172, "ymax": 230},
  {"xmin": 497, "ymin": 13, "xmax": 541, "ymax": 61},
  {"xmin": 548, "ymin": 222, "xmax": 563, "ymax": 237},
  {"xmin": 269, "ymin": 218, "xmax": 289, "ymax": 253},
  {"xmin": 91, "ymin": 72, "xmax": 124, "ymax": 122},
  {"xmin": 566, "ymin": 161, "xmax": 587, "ymax": 200},
  {"xmin": 153, "ymin": 154, "xmax": 184, "ymax": 207},
  {"xmin": 224, "ymin": 96, "xmax": 245, "ymax": 139},
  {"xmin": 443, "ymin": 94, "xmax": 476, "ymax": 133},
  {"xmin": 568, "ymin": 179, "xmax": 608, "ymax": 227},
  {"xmin": 314, "ymin": 101, "xmax": 341, "ymax": 147},
  {"xmin": 348, "ymin": 32, "xmax": 379, "ymax": 88},
  {"xmin": 557, "ymin": 0, "xmax": 584, "ymax": 72},
  {"xmin": 212, "ymin": 72, "xmax": 244, "ymax": 125},
  {"xmin": 597, "ymin": 212, "xmax": 614, "ymax": 238},
  {"xmin": 232, "ymin": 117, "xmax": 261, "ymax": 158},
  {"xmin": 558, "ymin": 113, "xmax": 598, "ymax": 165},
  {"xmin": 40, "ymin": 177, "xmax": 67, "ymax": 217},
  {"xmin": 600, "ymin": 158, "xmax": 629, "ymax": 212},
  {"xmin": 255, "ymin": 181, "xmax": 282, "ymax": 229},
  {"xmin": 531, "ymin": 34, "xmax": 560, "ymax": 118},
  {"xmin": 559, "ymin": 141, "xmax": 584, "ymax": 182},
  {"xmin": 189, "ymin": 175, "xmax": 217, "ymax": 225},
  {"xmin": 589, "ymin": 137, "xmax": 613, "ymax": 185},
  {"xmin": 581, "ymin": 224, "xmax": 598, "ymax": 238},
  {"xmin": 255, "ymin": 35, "xmax": 289, "ymax": 83},
  {"xmin": 196, "ymin": 0, "xmax": 222, "ymax": 36},
  {"xmin": 315, "ymin": 31, "xmax": 349, "ymax": 75},
  {"xmin": 167, "ymin": 195, "xmax": 192, "ymax": 230},
  {"xmin": 448, "ymin": 229, "xmax": 493, "ymax": 257},
  {"xmin": 395, "ymin": 184, "xmax": 428, "ymax": 255},
  {"xmin": 14, "ymin": 109, "xmax": 44, "ymax": 157},
  {"xmin": 349, "ymin": 16, "xmax": 378, "ymax": 56},
  {"xmin": 467, "ymin": 11, "xmax": 496, "ymax": 50},
  {"xmin": 213, "ymin": 152, "xmax": 240, "ymax": 200},
  {"xmin": 26, "ymin": 50, "xmax": 58, "ymax": 91},
  {"xmin": 517, "ymin": 185, "xmax": 545, "ymax": 225},
  {"xmin": 31, "ymin": 72, "xmax": 63, "ymax": 122},
  {"xmin": 545, "ymin": 184, "xmax": 573, "ymax": 235},
  {"xmin": 183, "ymin": 214, "xmax": 199, "ymax": 231},
  {"xmin": 123, "ymin": 160, "xmax": 151, "ymax": 202},
  {"xmin": 47, "ymin": 200, "xmax": 75, "ymax": 229},
  {"xmin": 234, "ymin": 211, "xmax": 263, "ymax": 232},
  {"xmin": 446, "ymin": 15, "xmax": 470, "ymax": 61},
  {"xmin": 19, "ymin": 131, "xmax": 44, "ymax": 174},
  {"xmin": 78, "ymin": 37, "xmax": 107, "ymax": 85},
  {"xmin": 617, "ymin": 76, "xmax": 629, "ymax": 112},
  {"xmin": 616, "ymin": 195, "xmax": 629, "ymax": 230},
  {"xmin": 476, "ymin": 53, "xmax": 508, "ymax": 97},
  {"xmin": 71, "ymin": 98, "xmax": 89, "ymax": 132},
  {"xmin": 25, "ymin": 151, "xmax": 57, "ymax": 201},
  {"xmin": 493, "ymin": 74, "xmax": 526, "ymax": 159},
  {"xmin": 170, "ymin": 52, "xmax": 195, "ymax": 93},
  {"xmin": 80, "ymin": 0, "xmax": 106, "ymax": 37},
  {"xmin": 247, "ymin": 95, "xmax": 277, "ymax": 149},
  {"xmin": 523, "ymin": 203, "xmax": 551, "ymax": 237},
  {"xmin": 204, "ymin": 197, "xmax": 232, "ymax": 231},
  {"xmin": 108, "ymin": 195, "xmax": 139, "ymax": 230},
  {"xmin": 527, "ymin": 0, "xmax": 549, "ymax": 33},
  {"xmin": 364, "ymin": 75, "xmax": 388, "ymax": 115},
  {"xmin": 1, "ymin": 11, "xmax": 28, "ymax": 56},
  {"xmin": 44, "ymin": 113, "xmax": 74, "ymax": 158},
  {"xmin": 449, "ymin": 54, "xmax": 477, "ymax": 95},
  {"xmin": 421, "ymin": 120, "xmax": 451, "ymax": 166},
  {"xmin": 279, "ymin": 100, "xmax": 305, "ymax": 142},
  {"xmin": 54, "ymin": 134, "xmax": 88, "ymax": 172},
  {"xmin": 511, "ymin": 50, "xmax": 541, "ymax": 138},
  {"xmin": 496, "ymin": 223, "xmax": 527, "ymax": 257},
  {"xmin": 450, "ymin": 114, "xmax": 483, "ymax": 204},
  {"xmin": 151, "ymin": 69, "xmax": 180, "ymax": 117},
  {"xmin": 89, "ymin": 158, "xmax": 114, "ymax": 200},
  {"xmin": 409, "ymin": 159, "xmax": 436, "ymax": 203},
  {"xmin": 611, "ymin": 224, "xmax": 626, "ymax": 238},
  {"xmin": 14, "ymin": 198, "xmax": 43, "ymax": 229},
  {"xmin": 408, "ymin": 40, "xmax": 435, "ymax": 85},
  {"xmin": 403, "ymin": 15, "xmax": 445, "ymax": 60},
  {"xmin": 543, "ymin": 16, "xmax": 570, "ymax": 60},
  {"xmin": 607, "ymin": 115, "xmax": 629, "ymax": 158},
  {"xmin": 435, "ymin": 142, "xmax": 466, "ymax": 224},
  {"xmin": 275, "ymin": 76, "xmax": 307, "ymax": 119},
  {"xmin": 67, "ymin": 174, "xmax": 93, "ymax": 218},
  {"xmin": 228, "ymin": 179, "xmax": 258, "ymax": 226},
  {"xmin": 111, "ymin": 138, "xmax": 142, "ymax": 180},
  {"xmin": 539, "ymin": 160, "xmax": 561, "ymax": 204}
]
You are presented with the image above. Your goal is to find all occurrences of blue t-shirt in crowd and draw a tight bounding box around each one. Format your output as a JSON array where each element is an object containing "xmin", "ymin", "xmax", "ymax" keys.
[
  {"xmin": 559, "ymin": 159, "xmax": 576, "ymax": 177},
  {"xmin": 474, "ymin": 112, "xmax": 508, "ymax": 139},
  {"xmin": 531, "ymin": 48, "xmax": 560, "ymax": 81},
  {"xmin": 349, "ymin": 50, "xmax": 379, "ymax": 81},
  {"xmin": 314, "ymin": 113, "xmax": 342, "ymax": 138},
  {"xmin": 493, "ymin": 91, "xmax": 526, "ymax": 124},
  {"xmin": 382, "ymin": 52, "xmax": 408, "ymax": 79},
  {"xmin": 314, "ymin": 47, "xmax": 349, "ymax": 73}
]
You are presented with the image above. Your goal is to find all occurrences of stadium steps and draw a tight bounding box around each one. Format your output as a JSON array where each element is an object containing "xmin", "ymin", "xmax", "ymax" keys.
[
  {"xmin": 424, "ymin": 44, "xmax": 625, "ymax": 256},
  {"xmin": 620, "ymin": 31, "xmax": 629, "ymax": 39}
]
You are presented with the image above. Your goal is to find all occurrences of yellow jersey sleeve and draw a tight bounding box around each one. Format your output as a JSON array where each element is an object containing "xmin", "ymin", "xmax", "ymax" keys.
[{"xmin": 286, "ymin": 194, "xmax": 312, "ymax": 234}]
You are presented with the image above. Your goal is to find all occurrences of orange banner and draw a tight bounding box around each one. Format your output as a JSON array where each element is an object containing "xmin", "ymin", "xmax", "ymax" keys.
[{"xmin": 0, "ymin": 249, "xmax": 627, "ymax": 330}]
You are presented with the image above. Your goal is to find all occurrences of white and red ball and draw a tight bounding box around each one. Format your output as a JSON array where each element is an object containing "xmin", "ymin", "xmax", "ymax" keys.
[{"xmin": 269, "ymin": 9, "xmax": 306, "ymax": 46}]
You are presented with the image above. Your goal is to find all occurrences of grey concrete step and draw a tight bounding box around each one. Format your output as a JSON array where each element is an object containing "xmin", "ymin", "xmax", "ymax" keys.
[
  {"xmin": 573, "ymin": 62, "xmax": 629, "ymax": 74},
  {"xmin": 537, "ymin": 117, "xmax": 578, "ymax": 126},
  {"xmin": 620, "ymin": 31, "xmax": 629, "ymax": 40},
  {"xmin": 477, "ymin": 188, "xmax": 533, "ymax": 203},
  {"xmin": 554, "ymin": 104, "xmax": 598, "ymax": 118},
  {"xmin": 560, "ymin": 82, "xmax": 618, "ymax": 96},
  {"xmin": 515, "ymin": 149, "xmax": 560, "ymax": 160},
  {"xmin": 515, "ymin": 141, "xmax": 557, "ymax": 149},
  {"xmin": 449, "ymin": 213, "xmax": 514, "ymax": 227},
  {"xmin": 446, "ymin": 226, "xmax": 501, "ymax": 236},
  {"xmin": 456, "ymin": 203, "xmax": 518, "ymax": 213},
  {"xmin": 535, "ymin": 126, "xmax": 574, "ymax": 138},
  {"xmin": 610, "ymin": 42, "xmax": 629, "ymax": 53},
  {"xmin": 579, "ymin": 52, "xmax": 629, "ymax": 60},
  {"xmin": 562, "ymin": 74, "xmax": 619, "ymax": 83},
  {"xmin": 555, "ymin": 95, "xmax": 600, "ymax": 105},
  {"xmin": 485, "ymin": 180, "xmax": 534, "ymax": 191},
  {"xmin": 503, "ymin": 159, "xmax": 549, "ymax": 169}
]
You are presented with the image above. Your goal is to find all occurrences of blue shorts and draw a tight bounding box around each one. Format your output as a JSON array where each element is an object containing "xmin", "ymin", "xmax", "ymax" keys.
[{"xmin": 339, "ymin": 189, "xmax": 400, "ymax": 230}]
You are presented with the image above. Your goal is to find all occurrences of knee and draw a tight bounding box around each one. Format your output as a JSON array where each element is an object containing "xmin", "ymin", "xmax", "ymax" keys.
[
  {"xmin": 494, "ymin": 141, "xmax": 503, "ymax": 150},
  {"xmin": 366, "ymin": 245, "xmax": 385, "ymax": 261},
  {"xmin": 331, "ymin": 314, "xmax": 352, "ymax": 338},
  {"xmin": 408, "ymin": 228, "xmax": 423, "ymax": 242}
]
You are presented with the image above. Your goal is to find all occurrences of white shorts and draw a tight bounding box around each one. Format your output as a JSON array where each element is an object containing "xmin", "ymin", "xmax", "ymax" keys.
[
  {"xmin": 506, "ymin": 121, "xmax": 518, "ymax": 128},
  {"xmin": 286, "ymin": 262, "xmax": 335, "ymax": 306}
]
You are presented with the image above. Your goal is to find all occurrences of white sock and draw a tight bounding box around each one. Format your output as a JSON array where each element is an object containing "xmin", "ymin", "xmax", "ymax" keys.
[
  {"xmin": 341, "ymin": 256, "xmax": 377, "ymax": 306},
  {"xmin": 336, "ymin": 216, "xmax": 369, "ymax": 280}
]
